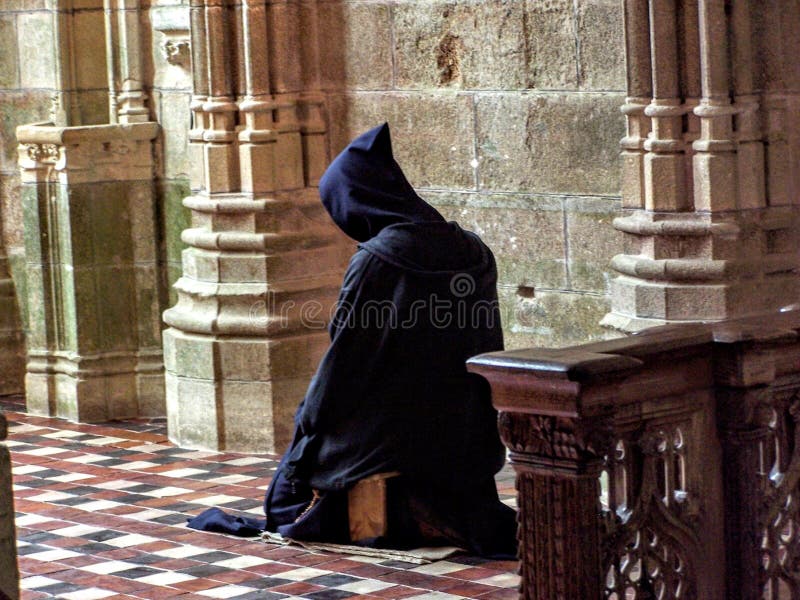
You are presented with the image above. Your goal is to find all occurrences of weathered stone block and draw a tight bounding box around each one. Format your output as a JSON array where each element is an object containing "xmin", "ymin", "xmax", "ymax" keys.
[
  {"xmin": 134, "ymin": 264, "xmax": 163, "ymax": 348},
  {"xmin": 20, "ymin": 183, "xmax": 44, "ymax": 264},
  {"xmin": 129, "ymin": 182, "xmax": 158, "ymax": 264},
  {"xmin": 266, "ymin": 333, "xmax": 330, "ymax": 380},
  {"xmin": 72, "ymin": 10, "xmax": 108, "ymax": 90},
  {"xmin": 17, "ymin": 12, "xmax": 55, "ymax": 89},
  {"xmin": 72, "ymin": 267, "xmax": 101, "ymax": 353},
  {"xmin": 160, "ymin": 179, "xmax": 191, "ymax": 266},
  {"xmin": 429, "ymin": 191, "xmax": 567, "ymax": 289},
  {"xmin": 150, "ymin": 6, "xmax": 193, "ymax": 92},
  {"xmin": 270, "ymin": 376, "xmax": 312, "ymax": 449},
  {"xmin": 693, "ymin": 152, "xmax": 738, "ymax": 212},
  {"xmin": 393, "ymin": 0, "xmax": 528, "ymax": 90},
  {"xmin": 167, "ymin": 375, "xmax": 220, "ymax": 450},
  {"xmin": 137, "ymin": 373, "xmax": 166, "ymax": 417},
  {"xmin": 91, "ymin": 184, "xmax": 135, "ymax": 265},
  {"xmin": 57, "ymin": 186, "xmax": 93, "ymax": 267},
  {"xmin": 327, "ymin": 92, "xmax": 475, "ymax": 190},
  {"xmin": 664, "ymin": 284, "xmax": 727, "ymax": 320},
  {"xmin": 107, "ymin": 373, "xmax": 139, "ymax": 419},
  {"xmin": 163, "ymin": 324, "xmax": 333, "ymax": 453},
  {"xmin": 7, "ymin": 250, "xmax": 27, "ymax": 330},
  {"xmin": 565, "ymin": 196, "xmax": 623, "ymax": 293},
  {"xmin": 1, "ymin": 174, "xmax": 23, "ymax": 253},
  {"xmin": 475, "ymin": 92, "xmax": 624, "ymax": 195},
  {"xmin": 498, "ymin": 285, "xmax": 614, "ymax": 349},
  {"xmin": 319, "ymin": 2, "xmax": 393, "ymax": 91},
  {"xmin": 0, "ymin": 16, "xmax": 18, "ymax": 89},
  {"xmin": 75, "ymin": 89, "xmax": 110, "ymax": 126},
  {"xmin": 163, "ymin": 329, "xmax": 216, "ymax": 379},
  {"xmin": 219, "ymin": 381, "xmax": 274, "ymax": 454},
  {"xmin": 645, "ymin": 153, "xmax": 687, "ymax": 211},
  {"xmin": 0, "ymin": 330, "xmax": 24, "ymax": 396},
  {"xmin": 576, "ymin": 0, "xmax": 625, "ymax": 90},
  {"xmin": 157, "ymin": 92, "xmax": 192, "ymax": 179},
  {"xmin": 523, "ymin": 0, "xmax": 579, "ymax": 89},
  {"xmin": 54, "ymin": 374, "xmax": 106, "ymax": 422},
  {"xmin": 59, "ymin": 265, "xmax": 78, "ymax": 351},
  {"xmin": 274, "ymin": 131, "xmax": 304, "ymax": 191},
  {"xmin": 24, "ymin": 371, "xmax": 52, "ymax": 416},
  {"xmin": 182, "ymin": 248, "xmax": 220, "ymax": 282},
  {"xmin": 23, "ymin": 264, "xmax": 48, "ymax": 348},
  {"xmin": 0, "ymin": 91, "xmax": 52, "ymax": 172},
  {"xmin": 267, "ymin": 1, "xmax": 303, "ymax": 94}
]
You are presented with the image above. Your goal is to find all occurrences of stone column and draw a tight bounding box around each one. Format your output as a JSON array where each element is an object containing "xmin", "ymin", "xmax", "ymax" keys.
[
  {"xmin": 0, "ymin": 414, "xmax": 20, "ymax": 600},
  {"xmin": 17, "ymin": 123, "xmax": 163, "ymax": 421},
  {"xmin": 103, "ymin": 0, "xmax": 149, "ymax": 124},
  {"xmin": 603, "ymin": 0, "xmax": 800, "ymax": 332},
  {"xmin": 162, "ymin": 0, "xmax": 345, "ymax": 453},
  {"xmin": 16, "ymin": 0, "xmax": 166, "ymax": 420}
]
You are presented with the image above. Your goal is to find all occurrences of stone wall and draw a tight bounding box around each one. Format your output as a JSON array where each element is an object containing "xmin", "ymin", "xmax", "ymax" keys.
[
  {"xmin": 0, "ymin": 3, "xmax": 55, "ymax": 337},
  {"xmin": 0, "ymin": 0, "xmax": 194, "ymax": 367},
  {"xmin": 0, "ymin": 0, "xmax": 628, "ymax": 378},
  {"xmin": 320, "ymin": 0, "xmax": 627, "ymax": 348}
]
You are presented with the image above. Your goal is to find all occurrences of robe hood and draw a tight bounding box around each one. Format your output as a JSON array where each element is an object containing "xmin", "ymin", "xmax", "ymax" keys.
[
  {"xmin": 320, "ymin": 123, "xmax": 492, "ymax": 275},
  {"xmin": 319, "ymin": 123, "xmax": 445, "ymax": 243}
]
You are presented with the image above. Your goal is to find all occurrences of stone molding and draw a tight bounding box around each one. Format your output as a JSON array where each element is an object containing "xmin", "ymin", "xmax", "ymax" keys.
[{"xmin": 162, "ymin": 0, "xmax": 348, "ymax": 453}]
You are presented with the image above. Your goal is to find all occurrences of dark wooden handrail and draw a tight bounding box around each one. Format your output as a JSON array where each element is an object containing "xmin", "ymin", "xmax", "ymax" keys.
[{"xmin": 468, "ymin": 310, "xmax": 800, "ymax": 600}]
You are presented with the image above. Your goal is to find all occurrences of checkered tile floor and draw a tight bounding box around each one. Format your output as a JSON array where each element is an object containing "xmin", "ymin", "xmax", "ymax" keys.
[{"xmin": 2, "ymin": 396, "xmax": 519, "ymax": 599}]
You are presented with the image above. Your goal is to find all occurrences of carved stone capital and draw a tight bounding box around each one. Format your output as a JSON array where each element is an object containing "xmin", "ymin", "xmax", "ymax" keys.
[
  {"xmin": 16, "ymin": 121, "xmax": 158, "ymax": 184},
  {"xmin": 163, "ymin": 38, "xmax": 190, "ymax": 69}
]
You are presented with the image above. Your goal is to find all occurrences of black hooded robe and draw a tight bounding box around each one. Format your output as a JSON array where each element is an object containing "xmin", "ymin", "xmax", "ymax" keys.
[{"xmin": 262, "ymin": 123, "xmax": 517, "ymax": 558}]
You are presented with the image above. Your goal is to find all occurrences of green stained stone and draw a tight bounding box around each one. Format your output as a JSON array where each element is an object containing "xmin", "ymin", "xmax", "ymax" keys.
[
  {"xmin": 96, "ymin": 265, "xmax": 136, "ymax": 351},
  {"xmin": 20, "ymin": 184, "xmax": 45, "ymax": 264},
  {"xmin": 161, "ymin": 180, "xmax": 191, "ymax": 266},
  {"xmin": 89, "ymin": 182, "xmax": 133, "ymax": 266},
  {"xmin": 23, "ymin": 264, "xmax": 48, "ymax": 349},
  {"xmin": 72, "ymin": 267, "xmax": 99, "ymax": 354},
  {"xmin": 58, "ymin": 265, "xmax": 77, "ymax": 352},
  {"xmin": 7, "ymin": 253, "xmax": 27, "ymax": 331},
  {"xmin": 62, "ymin": 187, "xmax": 93, "ymax": 267}
]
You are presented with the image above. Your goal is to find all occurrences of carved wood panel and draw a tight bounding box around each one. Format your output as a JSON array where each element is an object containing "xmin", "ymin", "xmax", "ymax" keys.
[
  {"xmin": 760, "ymin": 390, "xmax": 800, "ymax": 599},
  {"xmin": 601, "ymin": 425, "xmax": 700, "ymax": 599}
]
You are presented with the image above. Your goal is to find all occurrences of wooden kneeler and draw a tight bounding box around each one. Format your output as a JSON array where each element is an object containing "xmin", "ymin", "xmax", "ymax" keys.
[{"xmin": 347, "ymin": 472, "xmax": 401, "ymax": 543}]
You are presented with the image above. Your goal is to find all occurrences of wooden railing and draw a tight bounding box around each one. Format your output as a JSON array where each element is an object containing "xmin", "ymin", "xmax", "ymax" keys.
[{"xmin": 467, "ymin": 310, "xmax": 800, "ymax": 600}]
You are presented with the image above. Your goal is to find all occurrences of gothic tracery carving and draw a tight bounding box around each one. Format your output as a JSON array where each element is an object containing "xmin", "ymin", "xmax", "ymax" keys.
[
  {"xmin": 601, "ymin": 427, "xmax": 700, "ymax": 600},
  {"xmin": 760, "ymin": 392, "xmax": 800, "ymax": 597}
]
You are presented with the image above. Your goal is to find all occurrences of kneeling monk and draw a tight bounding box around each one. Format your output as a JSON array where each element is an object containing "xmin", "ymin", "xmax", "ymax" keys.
[{"xmin": 264, "ymin": 123, "xmax": 517, "ymax": 559}]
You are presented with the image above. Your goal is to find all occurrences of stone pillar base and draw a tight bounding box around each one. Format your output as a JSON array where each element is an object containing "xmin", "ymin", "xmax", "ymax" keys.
[
  {"xmin": 603, "ymin": 208, "xmax": 800, "ymax": 334},
  {"xmin": 25, "ymin": 350, "xmax": 164, "ymax": 422},
  {"xmin": 163, "ymin": 328, "xmax": 330, "ymax": 454}
]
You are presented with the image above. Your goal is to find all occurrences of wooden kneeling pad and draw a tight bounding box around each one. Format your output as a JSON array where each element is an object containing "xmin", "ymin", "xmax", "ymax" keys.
[{"xmin": 347, "ymin": 472, "xmax": 401, "ymax": 543}]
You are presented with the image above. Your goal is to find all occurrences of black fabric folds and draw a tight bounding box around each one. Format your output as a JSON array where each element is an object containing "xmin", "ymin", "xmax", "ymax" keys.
[{"xmin": 265, "ymin": 123, "xmax": 516, "ymax": 558}]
